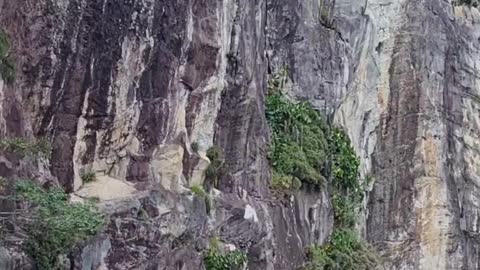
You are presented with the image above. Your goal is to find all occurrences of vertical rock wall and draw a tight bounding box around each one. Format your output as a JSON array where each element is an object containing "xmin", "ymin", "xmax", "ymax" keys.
[
  {"xmin": 267, "ymin": 0, "xmax": 480, "ymax": 269},
  {"xmin": 0, "ymin": 0, "xmax": 332, "ymax": 269},
  {"xmin": 1, "ymin": 0, "xmax": 480, "ymax": 269}
]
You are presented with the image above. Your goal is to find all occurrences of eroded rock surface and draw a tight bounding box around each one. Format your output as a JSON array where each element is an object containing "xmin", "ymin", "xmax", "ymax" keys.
[
  {"xmin": 1, "ymin": 0, "xmax": 480, "ymax": 269},
  {"xmin": 269, "ymin": 0, "xmax": 480, "ymax": 269}
]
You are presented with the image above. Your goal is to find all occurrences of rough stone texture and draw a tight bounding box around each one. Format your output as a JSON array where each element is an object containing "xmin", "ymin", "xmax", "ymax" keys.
[
  {"xmin": 267, "ymin": 0, "xmax": 480, "ymax": 269},
  {"xmin": 2, "ymin": 0, "xmax": 480, "ymax": 269},
  {"xmin": 0, "ymin": 0, "xmax": 332, "ymax": 269}
]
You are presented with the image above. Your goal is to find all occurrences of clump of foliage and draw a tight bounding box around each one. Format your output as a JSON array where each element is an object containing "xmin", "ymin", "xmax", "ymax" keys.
[
  {"xmin": 328, "ymin": 128, "xmax": 363, "ymax": 228},
  {"xmin": 302, "ymin": 230, "xmax": 380, "ymax": 270},
  {"xmin": 0, "ymin": 30, "xmax": 15, "ymax": 84},
  {"xmin": 81, "ymin": 170, "xmax": 97, "ymax": 183},
  {"xmin": 191, "ymin": 184, "xmax": 207, "ymax": 198},
  {"xmin": 300, "ymin": 128, "xmax": 380, "ymax": 269},
  {"xmin": 457, "ymin": 0, "xmax": 479, "ymax": 7},
  {"xmin": 0, "ymin": 137, "xmax": 51, "ymax": 158},
  {"xmin": 191, "ymin": 142, "xmax": 199, "ymax": 153},
  {"xmin": 271, "ymin": 171, "xmax": 302, "ymax": 191},
  {"xmin": 0, "ymin": 176, "xmax": 6, "ymax": 192},
  {"xmin": 205, "ymin": 146, "xmax": 223, "ymax": 186},
  {"xmin": 318, "ymin": 4, "xmax": 334, "ymax": 28},
  {"xmin": 204, "ymin": 250, "xmax": 247, "ymax": 270},
  {"xmin": 191, "ymin": 184, "xmax": 212, "ymax": 214},
  {"xmin": 204, "ymin": 238, "xmax": 247, "ymax": 270},
  {"xmin": 266, "ymin": 68, "xmax": 381, "ymax": 269},
  {"xmin": 266, "ymin": 71, "xmax": 329, "ymax": 188},
  {"xmin": 207, "ymin": 146, "xmax": 222, "ymax": 164},
  {"xmin": 15, "ymin": 181, "xmax": 104, "ymax": 270}
]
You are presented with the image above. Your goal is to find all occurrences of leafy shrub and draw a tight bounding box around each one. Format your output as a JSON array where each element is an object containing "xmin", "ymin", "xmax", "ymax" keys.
[
  {"xmin": 191, "ymin": 142, "xmax": 199, "ymax": 153},
  {"xmin": 191, "ymin": 184, "xmax": 212, "ymax": 214},
  {"xmin": 266, "ymin": 92, "xmax": 329, "ymax": 187},
  {"xmin": 204, "ymin": 245, "xmax": 247, "ymax": 270},
  {"xmin": 81, "ymin": 170, "xmax": 97, "ymax": 183},
  {"xmin": 0, "ymin": 31, "xmax": 8, "ymax": 61},
  {"xmin": 191, "ymin": 184, "xmax": 207, "ymax": 198},
  {"xmin": 266, "ymin": 68, "xmax": 380, "ymax": 269},
  {"xmin": 0, "ymin": 176, "xmax": 6, "ymax": 191},
  {"xmin": 328, "ymin": 128, "xmax": 364, "ymax": 228},
  {"xmin": 331, "ymin": 194, "xmax": 357, "ymax": 229},
  {"xmin": 205, "ymin": 146, "xmax": 223, "ymax": 186},
  {"xmin": 329, "ymin": 128, "xmax": 361, "ymax": 194},
  {"xmin": 301, "ymin": 129, "xmax": 380, "ymax": 269},
  {"xmin": 207, "ymin": 146, "xmax": 222, "ymax": 162},
  {"xmin": 0, "ymin": 30, "xmax": 15, "ymax": 84},
  {"xmin": 15, "ymin": 181, "xmax": 104, "ymax": 270},
  {"xmin": 271, "ymin": 171, "xmax": 302, "ymax": 191},
  {"xmin": 205, "ymin": 164, "xmax": 218, "ymax": 179},
  {"xmin": 0, "ymin": 137, "xmax": 51, "ymax": 158},
  {"xmin": 318, "ymin": 4, "xmax": 334, "ymax": 28},
  {"xmin": 457, "ymin": 0, "xmax": 479, "ymax": 7},
  {"xmin": 302, "ymin": 230, "xmax": 380, "ymax": 270}
]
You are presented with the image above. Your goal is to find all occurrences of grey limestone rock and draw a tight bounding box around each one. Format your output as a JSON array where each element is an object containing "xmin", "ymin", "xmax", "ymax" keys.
[{"xmin": 1, "ymin": 0, "xmax": 480, "ymax": 269}]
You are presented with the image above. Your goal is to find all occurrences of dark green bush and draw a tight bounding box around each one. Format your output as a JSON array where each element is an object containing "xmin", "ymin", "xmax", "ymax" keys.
[
  {"xmin": 205, "ymin": 164, "xmax": 219, "ymax": 179},
  {"xmin": 300, "ymin": 128, "xmax": 380, "ymax": 269},
  {"xmin": 206, "ymin": 146, "xmax": 222, "ymax": 162},
  {"xmin": 328, "ymin": 128, "xmax": 364, "ymax": 228},
  {"xmin": 81, "ymin": 170, "xmax": 97, "ymax": 183},
  {"xmin": 0, "ymin": 137, "xmax": 51, "ymax": 158},
  {"xmin": 302, "ymin": 230, "xmax": 380, "ymax": 270},
  {"xmin": 266, "ymin": 67, "xmax": 331, "ymax": 190},
  {"xmin": 266, "ymin": 69, "xmax": 380, "ymax": 269},
  {"xmin": 0, "ymin": 30, "xmax": 15, "ymax": 84},
  {"xmin": 15, "ymin": 181, "xmax": 104, "ymax": 270},
  {"xmin": 0, "ymin": 176, "xmax": 6, "ymax": 192},
  {"xmin": 266, "ymin": 92, "xmax": 329, "ymax": 187},
  {"xmin": 271, "ymin": 171, "xmax": 302, "ymax": 191},
  {"xmin": 329, "ymin": 129, "xmax": 361, "ymax": 193},
  {"xmin": 191, "ymin": 142, "xmax": 199, "ymax": 153},
  {"xmin": 191, "ymin": 184, "xmax": 207, "ymax": 198},
  {"xmin": 457, "ymin": 0, "xmax": 479, "ymax": 7},
  {"xmin": 205, "ymin": 146, "xmax": 223, "ymax": 186},
  {"xmin": 204, "ymin": 247, "xmax": 247, "ymax": 270},
  {"xmin": 191, "ymin": 184, "xmax": 212, "ymax": 214}
]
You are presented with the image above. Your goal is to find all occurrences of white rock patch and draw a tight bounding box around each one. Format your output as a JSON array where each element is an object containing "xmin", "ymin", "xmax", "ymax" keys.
[
  {"xmin": 244, "ymin": 204, "xmax": 258, "ymax": 223},
  {"xmin": 75, "ymin": 175, "xmax": 137, "ymax": 201}
]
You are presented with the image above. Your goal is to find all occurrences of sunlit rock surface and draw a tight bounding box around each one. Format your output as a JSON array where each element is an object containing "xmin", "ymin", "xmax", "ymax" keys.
[{"xmin": 1, "ymin": 0, "xmax": 480, "ymax": 269}]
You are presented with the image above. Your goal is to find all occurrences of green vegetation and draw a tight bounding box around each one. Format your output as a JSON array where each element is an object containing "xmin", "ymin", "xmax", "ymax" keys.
[
  {"xmin": 205, "ymin": 146, "xmax": 223, "ymax": 186},
  {"xmin": 0, "ymin": 137, "xmax": 102, "ymax": 269},
  {"xmin": 191, "ymin": 184, "xmax": 207, "ymax": 198},
  {"xmin": 318, "ymin": 3, "xmax": 334, "ymax": 28},
  {"xmin": 302, "ymin": 230, "xmax": 380, "ymax": 270},
  {"xmin": 210, "ymin": 236, "xmax": 221, "ymax": 249},
  {"xmin": 0, "ymin": 30, "xmax": 15, "ymax": 84},
  {"xmin": 299, "ymin": 128, "xmax": 380, "ymax": 270},
  {"xmin": 191, "ymin": 142, "xmax": 199, "ymax": 153},
  {"xmin": 190, "ymin": 184, "xmax": 212, "ymax": 214},
  {"xmin": 266, "ymin": 72, "xmax": 329, "ymax": 188},
  {"xmin": 271, "ymin": 171, "xmax": 303, "ymax": 191},
  {"xmin": 457, "ymin": 0, "xmax": 479, "ymax": 7},
  {"xmin": 15, "ymin": 181, "xmax": 104, "ymax": 270},
  {"xmin": 329, "ymin": 128, "xmax": 363, "ymax": 228},
  {"xmin": 207, "ymin": 146, "xmax": 222, "ymax": 165},
  {"xmin": 297, "ymin": 128, "xmax": 381, "ymax": 269},
  {"xmin": 266, "ymin": 68, "xmax": 380, "ymax": 269},
  {"xmin": 204, "ymin": 250, "xmax": 247, "ymax": 270},
  {"xmin": 81, "ymin": 170, "xmax": 97, "ymax": 183},
  {"xmin": 0, "ymin": 137, "xmax": 51, "ymax": 158},
  {"xmin": 204, "ymin": 238, "xmax": 247, "ymax": 270},
  {"xmin": 0, "ymin": 176, "xmax": 6, "ymax": 192}
]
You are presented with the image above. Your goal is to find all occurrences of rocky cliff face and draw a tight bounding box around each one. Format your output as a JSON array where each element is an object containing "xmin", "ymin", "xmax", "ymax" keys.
[{"xmin": 0, "ymin": 0, "xmax": 479, "ymax": 269}]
